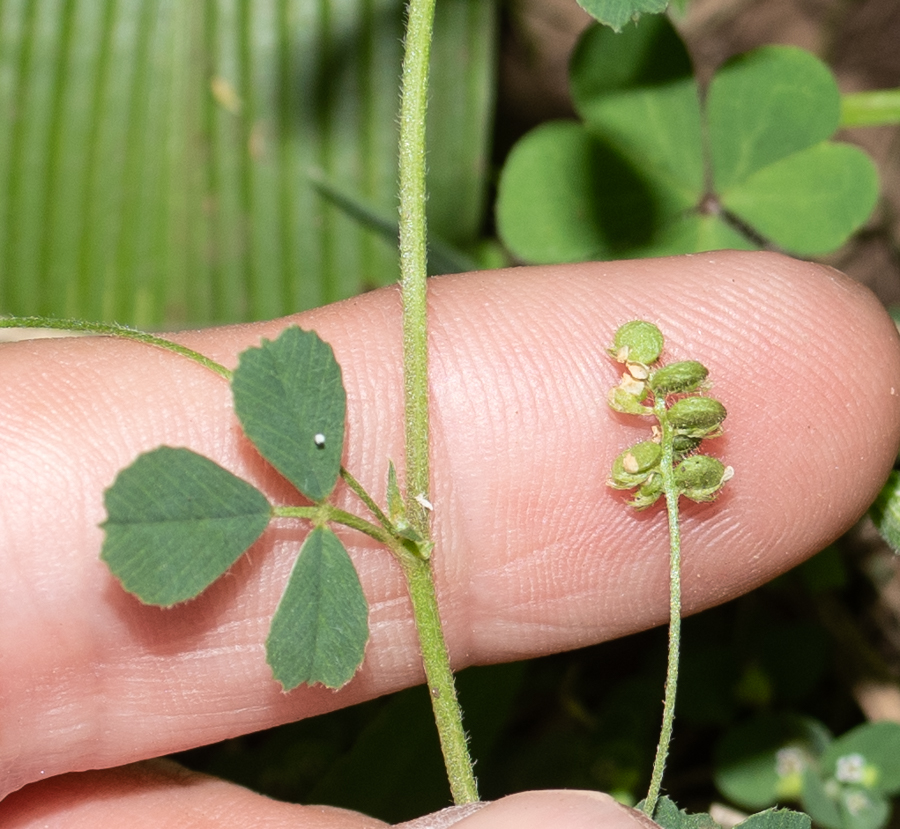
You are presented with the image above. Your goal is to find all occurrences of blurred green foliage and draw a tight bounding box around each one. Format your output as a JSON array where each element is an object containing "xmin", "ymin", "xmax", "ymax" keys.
[{"xmin": 0, "ymin": 0, "xmax": 496, "ymax": 326}]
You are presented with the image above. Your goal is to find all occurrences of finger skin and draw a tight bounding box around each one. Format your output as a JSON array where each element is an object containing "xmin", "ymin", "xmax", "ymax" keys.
[
  {"xmin": 1, "ymin": 252, "xmax": 898, "ymax": 803},
  {"xmin": 0, "ymin": 761, "xmax": 386, "ymax": 828},
  {"xmin": 1, "ymin": 767, "xmax": 649, "ymax": 829}
]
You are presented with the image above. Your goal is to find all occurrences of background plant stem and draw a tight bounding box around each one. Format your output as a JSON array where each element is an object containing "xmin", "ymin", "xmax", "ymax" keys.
[
  {"xmin": 643, "ymin": 396, "xmax": 683, "ymax": 818},
  {"xmin": 0, "ymin": 316, "xmax": 231, "ymax": 379},
  {"xmin": 397, "ymin": 0, "xmax": 479, "ymax": 805}
]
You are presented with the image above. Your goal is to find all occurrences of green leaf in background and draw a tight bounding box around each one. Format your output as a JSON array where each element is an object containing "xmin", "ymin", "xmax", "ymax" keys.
[
  {"xmin": 867, "ymin": 470, "xmax": 900, "ymax": 554},
  {"xmin": 266, "ymin": 526, "xmax": 368, "ymax": 690},
  {"xmin": 496, "ymin": 16, "xmax": 879, "ymax": 264},
  {"xmin": 706, "ymin": 47, "xmax": 841, "ymax": 191},
  {"xmin": 721, "ymin": 142, "xmax": 879, "ymax": 256},
  {"xmin": 101, "ymin": 446, "xmax": 271, "ymax": 606},
  {"xmin": 802, "ymin": 766, "xmax": 891, "ymax": 829},
  {"xmin": 0, "ymin": 0, "xmax": 497, "ymax": 326},
  {"xmin": 736, "ymin": 809, "xmax": 812, "ymax": 829},
  {"xmin": 713, "ymin": 713, "xmax": 832, "ymax": 809},
  {"xmin": 495, "ymin": 122, "xmax": 659, "ymax": 262},
  {"xmin": 819, "ymin": 722, "xmax": 900, "ymax": 797},
  {"xmin": 232, "ymin": 326, "xmax": 345, "ymax": 503},
  {"xmin": 571, "ymin": 16, "xmax": 704, "ymax": 205},
  {"xmin": 574, "ymin": 0, "xmax": 669, "ymax": 33}
]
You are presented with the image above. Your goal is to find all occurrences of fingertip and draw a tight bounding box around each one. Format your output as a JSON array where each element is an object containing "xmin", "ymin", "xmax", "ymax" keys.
[{"xmin": 403, "ymin": 791, "xmax": 655, "ymax": 829}]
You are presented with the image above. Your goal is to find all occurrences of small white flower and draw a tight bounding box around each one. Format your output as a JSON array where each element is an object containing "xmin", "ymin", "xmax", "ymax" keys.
[{"xmin": 836, "ymin": 753, "xmax": 867, "ymax": 784}]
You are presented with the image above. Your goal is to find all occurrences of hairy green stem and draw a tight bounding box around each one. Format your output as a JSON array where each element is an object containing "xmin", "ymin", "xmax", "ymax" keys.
[
  {"xmin": 399, "ymin": 0, "xmax": 435, "ymax": 531},
  {"xmin": 401, "ymin": 554, "xmax": 479, "ymax": 804},
  {"xmin": 0, "ymin": 315, "xmax": 231, "ymax": 379},
  {"xmin": 273, "ymin": 503, "xmax": 391, "ymax": 546},
  {"xmin": 643, "ymin": 396, "xmax": 683, "ymax": 818},
  {"xmin": 341, "ymin": 467, "xmax": 393, "ymax": 531},
  {"xmin": 397, "ymin": 0, "xmax": 479, "ymax": 804}
]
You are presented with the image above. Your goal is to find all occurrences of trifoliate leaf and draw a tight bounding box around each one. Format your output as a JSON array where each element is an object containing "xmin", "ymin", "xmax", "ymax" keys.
[
  {"xmin": 101, "ymin": 446, "xmax": 271, "ymax": 606},
  {"xmin": 232, "ymin": 326, "xmax": 346, "ymax": 503},
  {"xmin": 575, "ymin": 0, "xmax": 669, "ymax": 33},
  {"xmin": 267, "ymin": 527, "xmax": 368, "ymax": 690},
  {"xmin": 496, "ymin": 17, "xmax": 878, "ymax": 263}
]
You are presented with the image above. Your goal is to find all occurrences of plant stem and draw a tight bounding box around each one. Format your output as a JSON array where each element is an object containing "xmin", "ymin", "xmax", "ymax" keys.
[
  {"xmin": 0, "ymin": 315, "xmax": 231, "ymax": 379},
  {"xmin": 398, "ymin": 0, "xmax": 479, "ymax": 804},
  {"xmin": 341, "ymin": 467, "xmax": 393, "ymax": 531},
  {"xmin": 841, "ymin": 89, "xmax": 900, "ymax": 127},
  {"xmin": 643, "ymin": 396, "xmax": 683, "ymax": 818},
  {"xmin": 399, "ymin": 0, "xmax": 434, "ymax": 530},
  {"xmin": 401, "ymin": 554, "xmax": 479, "ymax": 805}
]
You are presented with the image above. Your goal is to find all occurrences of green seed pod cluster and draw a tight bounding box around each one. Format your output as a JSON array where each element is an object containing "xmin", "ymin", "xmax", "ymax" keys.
[
  {"xmin": 609, "ymin": 320, "xmax": 664, "ymax": 365},
  {"xmin": 606, "ymin": 321, "xmax": 730, "ymax": 508}
]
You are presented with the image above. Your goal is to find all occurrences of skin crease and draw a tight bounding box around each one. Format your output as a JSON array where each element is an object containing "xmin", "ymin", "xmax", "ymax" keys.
[{"xmin": 1, "ymin": 251, "xmax": 899, "ymax": 827}]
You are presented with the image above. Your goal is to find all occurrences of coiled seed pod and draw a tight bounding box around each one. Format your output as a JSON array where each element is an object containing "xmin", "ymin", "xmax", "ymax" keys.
[
  {"xmin": 608, "ymin": 386, "xmax": 652, "ymax": 416},
  {"xmin": 610, "ymin": 441, "xmax": 662, "ymax": 489},
  {"xmin": 609, "ymin": 321, "xmax": 664, "ymax": 365},
  {"xmin": 649, "ymin": 361, "xmax": 708, "ymax": 396},
  {"xmin": 667, "ymin": 397, "xmax": 726, "ymax": 438},
  {"xmin": 674, "ymin": 455, "xmax": 729, "ymax": 502}
]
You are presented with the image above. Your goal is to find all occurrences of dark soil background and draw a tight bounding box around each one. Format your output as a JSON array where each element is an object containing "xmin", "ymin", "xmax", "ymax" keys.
[{"xmin": 178, "ymin": 3, "xmax": 900, "ymax": 824}]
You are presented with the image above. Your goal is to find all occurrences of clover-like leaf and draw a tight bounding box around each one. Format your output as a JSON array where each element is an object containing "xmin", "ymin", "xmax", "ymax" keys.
[
  {"xmin": 820, "ymin": 722, "xmax": 900, "ymax": 796},
  {"xmin": 721, "ymin": 142, "xmax": 879, "ymax": 255},
  {"xmin": 572, "ymin": 16, "xmax": 704, "ymax": 205},
  {"xmin": 232, "ymin": 326, "xmax": 346, "ymax": 503},
  {"xmin": 101, "ymin": 446, "xmax": 271, "ymax": 606},
  {"xmin": 707, "ymin": 46, "xmax": 841, "ymax": 192},
  {"xmin": 266, "ymin": 526, "xmax": 368, "ymax": 690},
  {"xmin": 496, "ymin": 16, "xmax": 878, "ymax": 263},
  {"xmin": 713, "ymin": 713, "xmax": 832, "ymax": 810},
  {"xmin": 575, "ymin": 0, "xmax": 669, "ymax": 33}
]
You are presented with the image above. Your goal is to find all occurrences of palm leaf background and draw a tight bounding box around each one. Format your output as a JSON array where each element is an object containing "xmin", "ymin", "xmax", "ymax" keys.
[{"xmin": 0, "ymin": 0, "xmax": 497, "ymax": 326}]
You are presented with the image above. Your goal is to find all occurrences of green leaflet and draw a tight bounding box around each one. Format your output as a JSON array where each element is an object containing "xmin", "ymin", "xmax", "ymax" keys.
[
  {"xmin": 266, "ymin": 526, "xmax": 368, "ymax": 690},
  {"xmin": 737, "ymin": 810, "xmax": 813, "ymax": 829},
  {"xmin": 575, "ymin": 0, "xmax": 669, "ymax": 33},
  {"xmin": 496, "ymin": 16, "xmax": 879, "ymax": 263},
  {"xmin": 232, "ymin": 326, "xmax": 346, "ymax": 503},
  {"xmin": 707, "ymin": 46, "xmax": 841, "ymax": 191},
  {"xmin": 101, "ymin": 446, "xmax": 271, "ymax": 606}
]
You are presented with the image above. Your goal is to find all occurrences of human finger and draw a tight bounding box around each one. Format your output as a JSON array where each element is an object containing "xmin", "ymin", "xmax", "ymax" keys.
[{"xmin": 1, "ymin": 251, "xmax": 898, "ymax": 797}]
